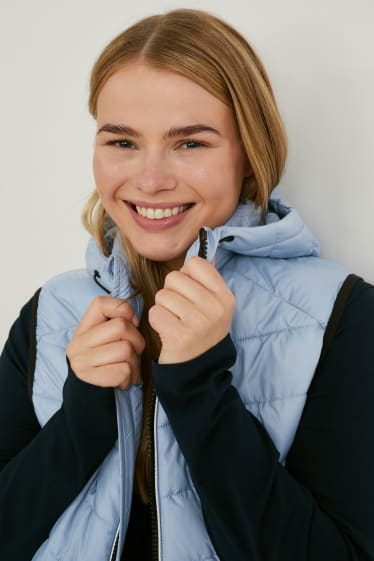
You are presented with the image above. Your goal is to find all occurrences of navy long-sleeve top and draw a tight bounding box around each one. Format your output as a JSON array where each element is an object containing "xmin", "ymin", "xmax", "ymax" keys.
[{"xmin": 0, "ymin": 277, "xmax": 373, "ymax": 560}]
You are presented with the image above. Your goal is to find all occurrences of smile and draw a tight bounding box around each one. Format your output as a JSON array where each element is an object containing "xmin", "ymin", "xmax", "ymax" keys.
[
  {"xmin": 125, "ymin": 201, "xmax": 195, "ymax": 232},
  {"xmin": 135, "ymin": 204, "xmax": 191, "ymax": 220}
]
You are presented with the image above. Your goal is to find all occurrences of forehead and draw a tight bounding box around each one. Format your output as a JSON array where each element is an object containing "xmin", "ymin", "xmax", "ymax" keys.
[{"xmin": 96, "ymin": 63, "xmax": 235, "ymax": 130}]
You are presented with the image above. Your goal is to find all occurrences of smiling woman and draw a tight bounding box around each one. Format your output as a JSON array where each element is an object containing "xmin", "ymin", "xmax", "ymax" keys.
[
  {"xmin": 1, "ymin": 8, "xmax": 374, "ymax": 561},
  {"xmin": 93, "ymin": 64, "xmax": 249, "ymax": 266}
]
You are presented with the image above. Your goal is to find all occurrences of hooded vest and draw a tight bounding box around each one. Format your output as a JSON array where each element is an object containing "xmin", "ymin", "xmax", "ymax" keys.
[{"xmin": 31, "ymin": 189, "xmax": 349, "ymax": 561}]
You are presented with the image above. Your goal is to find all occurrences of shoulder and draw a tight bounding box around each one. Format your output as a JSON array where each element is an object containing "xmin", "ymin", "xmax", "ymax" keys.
[
  {"xmin": 336, "ymin": 276, "xmax": 374, "ymax": 335},
  {"xmin": 345, "ymin": 276, "xmax": 374, "ymax": 309},
  {"xmin": 326, "ymin": 274, "xmax": 374, "ymax": 338},
  {"xmin": 312, "ymin": 275, "xmax": 374, "ymax": 394},
  {"xmin": 41, "ymin": 268, "xmax": 95, "ymax": 297},
  {"xmin": 36, "ymin": 268, "xmax": 104, "ymax": 336},
  {"xmin": 1, "ymin": 291, "xmax": 38, "ymax": 376},
  {"xmin": 223, "ymin": 254, "xmax": 350, "ymax": 326}
]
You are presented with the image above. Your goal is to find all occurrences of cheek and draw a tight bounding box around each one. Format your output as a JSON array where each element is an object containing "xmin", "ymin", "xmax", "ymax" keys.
[
  {"xmin": 199, "ymin": 157, "xmax": 242, "ymax": 203},
  {"xmin": 93, "ymin": 152, "xmax": 108, "ymax": 186},
  {"xmin": 188, "ymin": 167, "xmax": 212, "ymax": 188},
  {"xmin": 93, "ymin": 151, "xmax": 126, "ymax": 193},
  {"xmin": 178, "ymin": 155, "xmax": 227, "ymax": 195},
  {"xmin": 92, "ymin": 156, "xmax": 115, "ymax": 206}
]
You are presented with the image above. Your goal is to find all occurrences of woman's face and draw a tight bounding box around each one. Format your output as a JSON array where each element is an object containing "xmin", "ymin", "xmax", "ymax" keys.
[{"xmin": 93, "ymin": 63, "xmax": 249, "ymax": 269}]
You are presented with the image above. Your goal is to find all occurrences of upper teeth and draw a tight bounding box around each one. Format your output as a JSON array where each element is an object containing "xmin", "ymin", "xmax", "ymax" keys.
[{"xmin": 135, "ymin": 205, "xmax": 189, "ymax": 219}]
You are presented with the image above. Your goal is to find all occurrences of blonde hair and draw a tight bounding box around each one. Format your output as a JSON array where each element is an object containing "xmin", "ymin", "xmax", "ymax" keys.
[{"xmin": 82, "ymin": 8, "xmax": 288, "ymax": 502}]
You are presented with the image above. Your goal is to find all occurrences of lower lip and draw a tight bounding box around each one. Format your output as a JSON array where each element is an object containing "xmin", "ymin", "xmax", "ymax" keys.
[{"xmin": 125, "ymin": 203, "xmax": 194, "ymax": 232}]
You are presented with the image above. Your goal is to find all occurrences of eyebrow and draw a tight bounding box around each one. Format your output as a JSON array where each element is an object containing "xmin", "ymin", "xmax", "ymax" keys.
[{"xmin": 96, "ymin": 123, "xmax": 221, "ymax": 138}]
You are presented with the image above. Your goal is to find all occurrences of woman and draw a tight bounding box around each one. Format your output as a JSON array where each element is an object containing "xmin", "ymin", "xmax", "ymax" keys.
[{"xmin": 0, "ymin": 8, "xmax": 373, "ymax": 561}]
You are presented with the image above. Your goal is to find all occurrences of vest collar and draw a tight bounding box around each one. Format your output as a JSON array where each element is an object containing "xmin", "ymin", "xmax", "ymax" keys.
[{"xmin": 86, "ymin": 186, "xmax": 320, "ymax": 288}]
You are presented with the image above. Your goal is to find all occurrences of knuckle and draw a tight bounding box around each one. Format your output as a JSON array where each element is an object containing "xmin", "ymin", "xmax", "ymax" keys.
[
  {"xmin": 66, "ymin": 342, "xmax": 79, "ymax": 363},
  {"xmin": 154, "ymin": 289, "xmax": 167, "ymax": 305},
  {"xmin": 86, "ymin": 295, "xmax": 106, "ymax": 314},
  {"xmin": 94, "ymin": 295, "xmax": 107, "ymax": 307},
  {"xmin": 119, "ymin": 362, "xmax": 132, "ymax": 379},
  {"xmin": 69, "ymin": 355, "xmax": 83, "ymax": 376},
  {"xmin": 190, "ymin": 256, "xmax": 200, "ymax": 265},
  {"xmin": 69, "ymin": 327, "xmax": 80, "ymax": 343},
  {"xmin": 164, "ymin": 270, "xmax": 179, "ymax": 286},
  {"xmin": 119, "ymin": 339, "xmax": 132, "ymax": 356},
  {"xmin": 190, "ymin": 256, "xmax": 203, "ymax": 270},
  {"xmin": 148, "ymin": 305, "xmax": 157, "ymax": 326},
  {"xmin": 117, "ymin": 301, "xmax": 132, "ymax": 314},
  {"xmin": 112, "ymin": 316, "xmax": 128, "ymax": 332}
]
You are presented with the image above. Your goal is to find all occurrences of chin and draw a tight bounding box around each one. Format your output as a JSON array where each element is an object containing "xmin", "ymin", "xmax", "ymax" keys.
[{"xmin": 134, "ymin": 247, "xmax": 179, "ymax": 263}]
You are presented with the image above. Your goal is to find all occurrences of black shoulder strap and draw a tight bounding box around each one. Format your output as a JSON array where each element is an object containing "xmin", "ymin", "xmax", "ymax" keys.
[
  {"xmin": 27, "ymin": 287, "xmax": 42, "ymax": 401},
  {"xmin": 319, "ymin": 273, "xmax": 361, "ymax": 362}
]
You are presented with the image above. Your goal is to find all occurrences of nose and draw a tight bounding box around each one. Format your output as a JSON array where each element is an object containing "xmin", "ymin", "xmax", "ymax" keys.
[{"xmin": 135, "ymin": 153, "xmax": 177, "ymax": 194}]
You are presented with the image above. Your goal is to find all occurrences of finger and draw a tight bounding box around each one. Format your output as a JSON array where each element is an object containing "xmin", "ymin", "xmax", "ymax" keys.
[
  {"xmin": 71, "ymin": 317, "xmax": 145, "ymax": 357},
  {"xmin": 164, "ymin": 270, "xmax": 218, "ymax": 309},
  {"xmin": 70, "ymin": 341, "xmax": 141, "ymax": 386},
  {"xmin": 180, "ymin": 256, "xmax": 229, "ymax": 295},
  {"xmin": 154, "ymin": 288, "xmax": 200, "ymax": 323},
  {"xmin": 119, "ymin": 353, "xmax": 141, "ymax": 386},
  {"xmin": 74, "ymin": 296, "xmax": 139, "ymax": 337},
  {"xmin": 148, "ymin": 303, "xmax": 180, "ymax": 336},
  {"xmin": 78, "ymin": 361, "xmax": 140, "ymax": 389},
  {"xmin": 75, "ymin": 340, "xmax": 139, "ymax": 370}
]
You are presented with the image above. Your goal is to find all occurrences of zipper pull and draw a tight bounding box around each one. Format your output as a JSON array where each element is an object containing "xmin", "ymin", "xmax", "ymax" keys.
[
  {"xmin": 198, "ymin": 228, "xmax": 235, "ymax": 261},
  {"xmin": 198, "ymin": 227, "xmax": 208, "ymax": 259}
]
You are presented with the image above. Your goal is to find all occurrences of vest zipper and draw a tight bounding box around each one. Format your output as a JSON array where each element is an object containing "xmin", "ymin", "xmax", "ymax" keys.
[
  {"xmin": 109, "ymin": 526, "xmax": 120, "ymax": 561},
  {"xmin": 198, "ymin": 228, "xmax": 208, "ymax": 259},
  {"xmin": 148, "ymin": 389, "xmax": 160, "ymax": 561},
  {"xmin": 110, "ymin": 391, "xmax": 159, "ymax": 561},
  {"xmin": 198, "ymin": 227, "xmax": 235, "ymax": 261}
]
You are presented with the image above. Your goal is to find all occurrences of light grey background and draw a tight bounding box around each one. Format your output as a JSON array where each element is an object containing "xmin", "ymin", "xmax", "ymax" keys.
[{"xmin": 1, "ymin": 0, "xmax": 373, "ymax": 347}]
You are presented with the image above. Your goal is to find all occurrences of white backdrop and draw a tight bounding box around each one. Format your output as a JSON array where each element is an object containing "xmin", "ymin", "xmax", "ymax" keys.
[{"xmin": 1, "ymin": 0, "xmax": 373, "ymax": 347}]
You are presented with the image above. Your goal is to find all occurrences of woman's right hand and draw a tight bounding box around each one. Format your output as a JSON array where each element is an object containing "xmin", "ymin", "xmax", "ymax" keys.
[{"xmin": 66, "ymin": 296, "xmax": 145, "ymax": 390}]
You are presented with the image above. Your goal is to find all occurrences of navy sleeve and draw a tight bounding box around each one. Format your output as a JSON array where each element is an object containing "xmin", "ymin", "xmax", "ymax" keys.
[
  {"xmin": 0, "ymin": 294, "xmax": 118, "ymax": 561},
  {"xmin": 153, "ymin": 278, "xmax": 374, "ymax": 561}
]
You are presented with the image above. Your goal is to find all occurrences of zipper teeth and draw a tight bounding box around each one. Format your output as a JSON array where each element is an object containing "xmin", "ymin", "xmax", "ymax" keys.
[
  {"xmin": 153, "ymin": 398, "xmax": 161, "ymax": 561},
  {"xmin": 198, "ymin": 227, "xmax": 208, "ymax": 259},
  {"xmin": 148, "ymin": 390, "xmax": 159, "ymax": 561},
  {"xmin": 109, "ymin": 527, "xmax": 120, "ymax": 561}
]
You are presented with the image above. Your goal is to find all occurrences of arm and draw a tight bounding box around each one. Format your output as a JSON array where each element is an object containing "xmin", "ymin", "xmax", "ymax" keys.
[
  {"xmin": 0, "ymin": 295, "xmax": 118, "ymax": 561},
  {"xmin": 153, "ymin": 279, "xmax": 374, "ymax": 561}
]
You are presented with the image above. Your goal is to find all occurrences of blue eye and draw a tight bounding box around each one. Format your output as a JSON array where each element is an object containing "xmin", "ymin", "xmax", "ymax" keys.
[
  {"xmin": 108, "ymin": 139, "xmax": 134, "ymax": 149},
  {"xmin": 180, "ymin": 140, "xmax": 204, "ymax": 149}
]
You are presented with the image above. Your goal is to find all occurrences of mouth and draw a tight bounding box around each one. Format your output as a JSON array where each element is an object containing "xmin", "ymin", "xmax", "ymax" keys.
[{"xmin": 126, "ymin": 201, "xmax": 195, "ymax": 220}]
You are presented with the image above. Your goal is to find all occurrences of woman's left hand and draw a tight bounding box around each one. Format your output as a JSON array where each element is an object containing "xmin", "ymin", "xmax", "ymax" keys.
[{"xmin": 148, "ymin": 256, "xmax": 235, "ymax": 364}]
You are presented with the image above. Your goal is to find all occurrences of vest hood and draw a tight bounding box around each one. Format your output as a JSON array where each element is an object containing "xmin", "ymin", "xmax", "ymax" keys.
[{"xmin": 86, "ymin": 186, "xmax": 320, "ymax": 290}]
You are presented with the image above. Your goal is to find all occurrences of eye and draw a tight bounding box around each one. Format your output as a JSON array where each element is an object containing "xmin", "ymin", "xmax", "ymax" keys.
[
  {"xmin": 179, "ymin": 140, "xmax": 205, "ymax": 149},
  {"xmin": 106, "ymin": 139, "xmax": 135, "ymax": 149}
]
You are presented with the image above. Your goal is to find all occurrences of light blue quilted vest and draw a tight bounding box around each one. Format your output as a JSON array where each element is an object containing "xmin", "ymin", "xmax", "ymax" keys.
[{"xmin": 31, "ymin": 189, "xmax": 349, "ymax": 560}]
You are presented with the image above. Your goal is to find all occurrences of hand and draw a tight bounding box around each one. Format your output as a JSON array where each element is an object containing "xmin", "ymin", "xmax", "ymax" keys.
[
  {"xmin": 149, "ymin": 257, "xmax": 235, "ymax": 364},
  {"xmin": 66, "ymin": 296, "xmax": 145, "ymax": 390}
]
